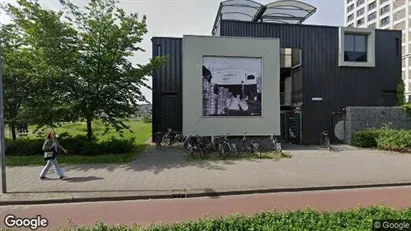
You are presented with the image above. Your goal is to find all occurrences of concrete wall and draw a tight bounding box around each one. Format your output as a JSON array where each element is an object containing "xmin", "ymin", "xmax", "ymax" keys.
[{"xmin": 345, "ymin": 106, "xmax": 411, "ymax": 143}]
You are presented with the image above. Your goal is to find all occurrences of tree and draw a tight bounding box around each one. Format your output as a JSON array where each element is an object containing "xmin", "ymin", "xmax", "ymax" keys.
[
  {"xmin": 5, "ymin": 0, "xmax": 166, "ymax": 140},
  {"xmin": 3, "ymin": 0, "xmax": 81, "ymax": 131},
  {"xmin": 0, "ymin": 24, "xmax": 35, "ymax": 139},
  {"xmin": 396, "ymin": 79, "xmax": 405, "ymax": 106},
  {"xmin": 58, "ymin": 0, "xmax": 166, "ymax": 139}
]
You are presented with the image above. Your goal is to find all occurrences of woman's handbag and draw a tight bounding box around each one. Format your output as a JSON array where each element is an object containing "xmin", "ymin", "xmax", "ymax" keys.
[{"xmin": 44, "ymin": 145, "xmax": 57, "ymax": 161}]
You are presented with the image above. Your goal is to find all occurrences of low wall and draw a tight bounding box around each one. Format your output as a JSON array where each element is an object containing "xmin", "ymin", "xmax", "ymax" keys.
[{"xmin": 344, "ymin": 106, "xmax": 411, "ymax": 144}]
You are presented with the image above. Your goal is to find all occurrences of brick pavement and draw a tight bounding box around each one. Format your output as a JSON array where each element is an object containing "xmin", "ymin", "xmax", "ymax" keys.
[{"xmin": 2, "ymin": 144, "xmax": 411, "ymax": 203}]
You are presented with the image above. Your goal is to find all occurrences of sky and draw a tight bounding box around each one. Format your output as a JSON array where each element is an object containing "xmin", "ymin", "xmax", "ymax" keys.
[{"xmin": 0, "ymin": 0, "xmax": 344, "ymax": 103}]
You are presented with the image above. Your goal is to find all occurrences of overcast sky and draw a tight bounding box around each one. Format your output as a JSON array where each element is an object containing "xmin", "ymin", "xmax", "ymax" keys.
[{"xmin": 0, "ymin": 0, "xmax": 344, "ymax": 103}]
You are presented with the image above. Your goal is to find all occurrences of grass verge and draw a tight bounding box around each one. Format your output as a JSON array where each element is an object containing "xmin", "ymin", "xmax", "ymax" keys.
[
  {"xmin": 185, "ymin": 151, "xmax": 292, "ymax": 161},
  {"xmin": 6, "ymin": 144, "xmax": 148, "ymax": 166}
]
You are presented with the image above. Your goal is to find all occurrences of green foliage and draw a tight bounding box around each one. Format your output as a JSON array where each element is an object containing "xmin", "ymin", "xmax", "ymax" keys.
[
  {"xmin": 353, "ymin": 126, "xmax": 411, "ymax": 152},
  {"xmin": 142, "ymin": 114, "xmax": 152, "ymax": 123},
  {"xmin": 5, "ymin": 135, "xmax": 136, "ymax": 156},
  {"xmin": 376, "ymin": 128, "xmax": 411, "ymax": 152},
  {"xmin": 402, "ymin": 103, "xmax": 411, "ymax": 119},
  {"xmin": 352, "ymin": 129, "xmax": 383, "ymax": 148},
  {"xmin": 397, "ymin": 79, "xmax": 405, "ymax": 106},
  {"xmin": 3, "ymin": 0, "xmax": 167, "ymax": 139},
  {"xmin": 0, "ymin": 23, "xmax": 36, "ymax": 139},
  {"xmin": 66, "ymin": 206, "xmax": 411, "ymax": 231}
]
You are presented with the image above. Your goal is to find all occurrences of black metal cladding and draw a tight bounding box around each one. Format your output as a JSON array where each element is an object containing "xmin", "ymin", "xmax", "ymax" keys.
[
  {"xmin": 219, "ymin": 20, "xmax": 402, "ymax": 144},
  {"xmin": 151, "ymin": 37, "xmax": 183, "ymax": 140}
]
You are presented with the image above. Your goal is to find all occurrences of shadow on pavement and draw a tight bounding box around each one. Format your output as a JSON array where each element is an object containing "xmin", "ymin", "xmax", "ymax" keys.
[{"xmin": 63, "ymin": 176, "xmax": 104, "ymax": 182}]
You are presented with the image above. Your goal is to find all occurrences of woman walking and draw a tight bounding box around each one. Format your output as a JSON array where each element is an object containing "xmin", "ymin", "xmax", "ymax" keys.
[{"xmin": 40, "ymin": 130, "xmax": 67, "ymax": 180}]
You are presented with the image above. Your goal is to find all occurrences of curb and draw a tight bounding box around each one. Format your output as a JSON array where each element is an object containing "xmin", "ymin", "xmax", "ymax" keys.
[{"xmin": 1, "ymin": 182, "xmax": 411, "ymax": 206}]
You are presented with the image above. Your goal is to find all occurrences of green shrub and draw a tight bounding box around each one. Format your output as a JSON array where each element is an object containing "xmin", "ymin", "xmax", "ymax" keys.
[
  {"xmin": 376, "ymin": 129, "xmax": 411, "ymax": 152},
  {"xmin": 352, "ymin": 129, "xmax": 383, "ymax": 148},
  {"xmin": 5, "ymin": 134, "xmax": 136, "ymax": 156},
  {"xmin": 142, "ymin": 114, "xmax": 152, "ymax": 123},
  {"xmin": 71, "ymin": 206, "xmax": 411, "ymax": 231}
]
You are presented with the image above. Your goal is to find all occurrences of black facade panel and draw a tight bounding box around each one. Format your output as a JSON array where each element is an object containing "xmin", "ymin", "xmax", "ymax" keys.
[
  {"xmin": 220, "ymin": 20, "xmax": 402, "ymax": 144},
  {"xmin": 151, "ymin": 37, "xmax": 183, "ymax": 139}
]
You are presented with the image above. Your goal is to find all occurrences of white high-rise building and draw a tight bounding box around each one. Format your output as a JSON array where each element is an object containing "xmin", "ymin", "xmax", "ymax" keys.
[{"xmin": 344, "ymin": 0, "xmax": 410, "ymax": 101}]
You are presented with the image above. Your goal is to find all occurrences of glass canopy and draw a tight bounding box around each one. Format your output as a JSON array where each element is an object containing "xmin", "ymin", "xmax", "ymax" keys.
[{"xmin": 212, "ymin": 0, "xmax": 317, "ymax": 35}]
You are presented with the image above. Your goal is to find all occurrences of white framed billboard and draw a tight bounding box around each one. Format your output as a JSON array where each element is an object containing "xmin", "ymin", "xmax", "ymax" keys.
[
  {"xmin": 202, "ymin": 56, "xmax": 262, "ymax": 117},
  {"xmin": 183, "ymin": 35, "xmax": 280, "ymax": 136}
]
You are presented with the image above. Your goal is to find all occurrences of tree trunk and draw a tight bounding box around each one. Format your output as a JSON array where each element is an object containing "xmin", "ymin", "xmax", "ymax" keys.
[
  {"xmin": 10, "ymin": 124, "xmax": 16, "ymax": 140},
  {"xmin": 86, "ymin": 118, "xmax": 93, "ymax": 140}
]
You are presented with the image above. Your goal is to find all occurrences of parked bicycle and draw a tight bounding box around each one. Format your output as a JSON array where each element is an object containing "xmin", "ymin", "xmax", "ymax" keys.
[
  {"xmin": 320, "ymin": 131, "xmax": 332, "ymax": 151},
  {"xmin": 154, "ymin": 131, "xmax": 163, "ymax": 150},
  {"xmin": 239, "ymin": 132, "xmax": 260, "ymax": 157},
  {"xmin": 217, "ymin": 133, "xmax": 237, "ymax": 157},
  {"xmin": 270, "ymin": 134, "xmax": 282, "ymax": 153}
]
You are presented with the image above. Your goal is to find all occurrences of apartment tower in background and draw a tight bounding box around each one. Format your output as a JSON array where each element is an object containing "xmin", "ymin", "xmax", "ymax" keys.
[{"xmin": 345, "ymin": 0, "xmax": 410, "ymax": 101}]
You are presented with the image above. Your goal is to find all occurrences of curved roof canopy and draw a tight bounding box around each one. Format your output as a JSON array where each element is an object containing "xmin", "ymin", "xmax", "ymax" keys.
[{"xmin": 212, "ymin": 0, "xmax": 316, "ymax": 34}]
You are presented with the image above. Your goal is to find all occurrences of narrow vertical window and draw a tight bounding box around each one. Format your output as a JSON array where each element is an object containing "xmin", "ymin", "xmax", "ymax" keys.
[
  {"xmin": 396, "ymin": 38, "xmax": 400, "ymax": 56},
  {"xmin": 157, "ymin": 45, "xmax": 161, "ymax": 56}
]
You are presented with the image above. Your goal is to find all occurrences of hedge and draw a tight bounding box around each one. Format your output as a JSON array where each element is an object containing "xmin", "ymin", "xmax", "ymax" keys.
[
  {"xmin": 61, "ymin": 206, "xmax": 411, "ymax": 231},
  {"xmin": 352, "ymin": 129, "xmax": 383, "ymax": 148},
  {"xmin": 5, "ymin": 134, "xmax": 136, "ymax": 156},
  {"xmin": 352, "ymin": 128, "xmax": 411, "ymax": 152}
]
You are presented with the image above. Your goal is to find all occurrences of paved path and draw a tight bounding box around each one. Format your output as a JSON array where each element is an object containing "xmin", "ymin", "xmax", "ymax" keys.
[
  {"xmin": 1, "ymin": 186, "xmax": 411, "ymax": 230},
  {"xmin": 2, "ymin": 144, "xmax": 411, "ymax": 202}
]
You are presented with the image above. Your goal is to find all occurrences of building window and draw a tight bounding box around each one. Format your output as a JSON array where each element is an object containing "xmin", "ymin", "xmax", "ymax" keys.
[
  {"xmin": 402, "ymin": 45, "xmax": 406, "ymax": 56},
  {"xmin": 394, "ymin": 9, "xmax": 406, "ymax": 22},
  {"xmin": 394, "ymin": 0, "xmax": 406, "ymax": 10},
  {"xmin": 347, "ymin": 4, "xmax": 354, "ymax": 12},
  {"xmin": 403, "ymin": 33, "xmax": 406, "ymax": 43},
  {"xmin": 381, "ymin": 16, "xmax": 390, "ymax": 27},
  {"xmin": 344, "ymin": 34, "xmax": 367, "ymax": 62},
  {"xmin": 380, "ymin": 5, "xmax": 390, "ymax": 15},
  {"xmin": 357, "ymin": 8, "xmax": 365, "ymax": 17},
  {"xmin": 368, "ymin": 1, "xmax": 376, "ymax": 10},
  {"xmin": 348, "ymin": 23, "xmax": 354, "ymax": 27},
  {"xmin": 368, "ymin": 12, "xmax": 376, "ymax": 21},
  {"xmin": 357, "ymin": 0, "xmax": 365, "ymax": 7},
  {"xmin": 357, "ymin": 18, "xmax": 365, "ymax": 26},
  {"xmin": 402, "ymin": 59, "xmax": 406, "ymax": 68},
  {"xmin": 347, "ymin": 0, "xmax": 353, "ymax": 3},
  {"xmin": 368, "ymin": 22, "xmax": 376, "ymax": 29},
  {"xmin": 408, "ymin": 95, "xmax": 411, "ymax": 103},
  {"xmin": 380, "ymin": 0, "xmax": 389, "ymax": 4},
  {"xmin": 339, "ymin": 27, "xmax": 375, "ymax": 67},
  {"xmin": 402, "ymin": 71, "xmax": 406, "ymax": 80},
  {"xmin": 408, "ymin": 83, "xmax": 411, "ymax": 92},
  {"xmin": 394, "ymin": 22, "xmax": 405, "ymax": 31},
  {"xmin": 347, "ymin": 14, "xmax": 354, "ymax": 22}
]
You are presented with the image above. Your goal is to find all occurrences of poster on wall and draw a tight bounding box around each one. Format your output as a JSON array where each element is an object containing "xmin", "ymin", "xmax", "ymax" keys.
[{"xmin": 202, "ymin": 56, "xmax": 262, "ymax": 117}]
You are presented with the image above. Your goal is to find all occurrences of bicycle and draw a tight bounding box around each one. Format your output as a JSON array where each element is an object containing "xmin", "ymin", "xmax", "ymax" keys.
[
  {"xmin": 154, "ymin": 131, "xmax": 163, "ymax": 150},
  {"xmin": 184, "ymin": 134, "xmax": 197, "ymax": 156},
  {"xmin": 217, "ymin": 133, "xmax": 237, "ymax": 157},
  {"xmin": 240, "ymin": 132, "xmax": 260, "ymax": 157},
  {"xmin": 270, "ymin": 134, "xmax": 282, "ymax": 153},
  {"xmin": 320, "ymin": 131, "xmax": 339, "ymax": 152},
  {"xmin": 162, "ymin": 128, "xmax": 180, "ymax": 148}
]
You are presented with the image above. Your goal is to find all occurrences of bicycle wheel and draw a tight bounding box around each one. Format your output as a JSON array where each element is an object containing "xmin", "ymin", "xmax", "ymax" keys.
[
  {"xmin": 231, "ymin": 144, "xmax": 238, "ymax": 157},
  {"xmin": 320, "ymin": 139, "xmax": 327, "ymax": 148}
]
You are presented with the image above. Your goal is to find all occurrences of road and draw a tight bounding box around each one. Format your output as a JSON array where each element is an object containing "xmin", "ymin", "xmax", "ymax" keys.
[{"xmin": 1, "ymin": 186, "xmax": 411, "ymax": 230}]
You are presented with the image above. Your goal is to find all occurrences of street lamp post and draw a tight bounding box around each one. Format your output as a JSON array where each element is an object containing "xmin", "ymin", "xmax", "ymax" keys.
[{"xmin": 0, "ymin": 46, "xmax": 6, "ymax": 194}]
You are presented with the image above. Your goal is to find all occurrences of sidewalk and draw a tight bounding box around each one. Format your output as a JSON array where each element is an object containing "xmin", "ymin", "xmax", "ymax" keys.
[{"xmin": 2, "ymin": 144, "xmax": 411, "ymax": 204}]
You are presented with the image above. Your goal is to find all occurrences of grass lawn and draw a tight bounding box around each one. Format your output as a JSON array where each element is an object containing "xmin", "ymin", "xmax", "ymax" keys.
[
  {"xmin": 6, "ymin": 120, "xmax": 152, "ymax": 166},
  {"xmin": 185, "ymin": 151, "xmax": 292, "ymax": 161}
]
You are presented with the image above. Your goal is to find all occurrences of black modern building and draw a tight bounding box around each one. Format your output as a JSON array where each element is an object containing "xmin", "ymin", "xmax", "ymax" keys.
[{"xmin": 151, "ymin": 0, "xmax": 401, "ymax": 144}]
